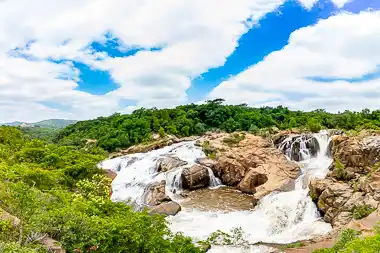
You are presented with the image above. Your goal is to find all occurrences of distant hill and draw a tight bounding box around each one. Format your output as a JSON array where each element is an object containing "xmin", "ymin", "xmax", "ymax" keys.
[{"xmin": 2, "ymin": 119, "xmax": 77, "ymax": 129}]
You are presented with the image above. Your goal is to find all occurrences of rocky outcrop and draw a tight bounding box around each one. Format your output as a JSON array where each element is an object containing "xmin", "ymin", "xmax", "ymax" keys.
[
  {"xmin": 181, "ymin": 164, "xmax": 210, "ymax": 190},
  {"xmin": 238, "ymin": 170, "xmax": 268, "ymax": 194},
  {"xmin": 149, "ymin": 201, "xmax": 181, "ymax": 216},
  {"xmin": 196, "ymin": 133, "xmax": 300, "ymax": 199},
  {"xmin": 156, "ymin": 157, "xmax": 187, "ymax": 172},
  {"xmin": 309, "ymin": 133, "xmax": 380, "ymax": 228},
  {"xmin": 143, "ymin": 181, "xmax": 171, "ymax": 206},
  {"xmin": 333, "ymin": 135, "xmax": 380, "ymax": 173}
]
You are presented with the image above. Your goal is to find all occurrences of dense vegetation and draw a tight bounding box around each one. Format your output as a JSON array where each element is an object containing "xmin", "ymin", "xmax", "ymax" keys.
[
  {"xmin": 0, "ymin": 126, "xmax": 201, "ymax": 252},
  {"xmin": 55, "ymin": 99, "xmax": 380, "ymax": 151},
  {"xmin": 314, "ymin": 228, "xmax": 380, "ymax": 253}
]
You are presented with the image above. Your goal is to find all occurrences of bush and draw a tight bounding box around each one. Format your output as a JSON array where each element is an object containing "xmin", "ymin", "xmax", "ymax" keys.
[
  {"xmin": 314, "ymin": 229, "xmax": 360, "ymax": 253},
  {"xmin": 307, "ymin": 118, "xmax": 322, "ymax": 133},
  {"xmin": 352, "ymin": 205, "xmax": 376, "ymax": 219}
]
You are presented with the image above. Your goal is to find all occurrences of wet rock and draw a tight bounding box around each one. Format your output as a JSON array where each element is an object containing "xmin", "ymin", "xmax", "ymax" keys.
[
  {"xmin": 143, "ymin": 180, "xmax": 171, "ymax": 206},
  {"xmin": 238, "ymin": 170, "xmax": 268, "ymax": 194},
  {"xmin": 104, "ymin": 169, "xmax": 117, "ymax": 180},
  {"xmin": 181, "ymin": 165, "xmax": 210, "ymax": 190},
  {"xmin": 197, "ymin": 133, "xmax": 300, "ymax": 200},
  {"xmin": 149, "ymin": 201, "xmax": 181, "ymax": 216},
  {"xmin": 252, "ymin": 197, "xmax": 260, "ymax": 207},
  {"xmin": 196, "ymin": 157, "xmax": 217, "ymax": 169},
  {"xmin": 277, "ymin": 179, "xmax": 296, "ymax": 192},
  {"xmin": 156, "ymin": 157, "xmax": 188, "ymax": 172}
]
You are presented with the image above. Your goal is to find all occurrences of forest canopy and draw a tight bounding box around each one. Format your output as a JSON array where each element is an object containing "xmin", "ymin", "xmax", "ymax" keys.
[{"xmin": 55, "ymin": 99, "xmax": 380, "ymax": 151}]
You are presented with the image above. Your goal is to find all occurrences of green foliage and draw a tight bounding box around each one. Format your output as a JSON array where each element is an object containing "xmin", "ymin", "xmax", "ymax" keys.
[
  {"xmin": 201, "ymin": 141, "xmax": 217, "ymax": 159},
  {"xmin": 307, "ymin": 118, "xmax": 323, "ymax": 133},
  {"xmin": 206, "ymin": 227, "xmax": 248, "ymax": 246},
  {"xmin": 334, "ymin": 159, "xmax": 347, "ymax": 180},
  {"xmin": 280, "ymin": 242, "xmax": 305, "ymax": 250},
  {"xmin": 0, "ymin": 242, "xmax": 43, "ymax": 253},
  {"xmin": 0, "ymin": 127, "xmax": 202, "ymax": 252},
  {"xmin": 55, "ymin": 101, "xmax": 380, "ymax": 152},
  {"xmin": 222, "ymin": 133, "xmax": 245, "ymax": 146},
  {"xmin": 313, "ymin": 229, "xmax": 361, "ymax": 253},
  {"xmin": 352, "ymin": 205, "xmax": 376, "ymax": 219}
]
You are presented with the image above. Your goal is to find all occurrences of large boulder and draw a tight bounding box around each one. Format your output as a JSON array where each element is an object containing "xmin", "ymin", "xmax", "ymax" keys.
[
  {"xmin": 197, "ymin": 133, "xmax": 300, "ymax": 200},
  {"xmin": 143, "ymin": 180, "xmax": 171, "ymax": 206},
  {"xmin": 149, "ymin": 201, "xmax": 181, "ymax": 216},
  {"xmin": 156, "ymin": 157, "xmax": 188, "ymax": 172},
  {"xmin": 181, "ymin": 165, "xmax": 210, "ymax": 190},
  {"xmin": 310, "ymin": 178, "xmax": 380, "ymax": 227},
  {"xmin": 333, "ymin": 136, "xmax": 380, "ymax": 174},
  {"xmin": 238, "ymin": 170, "xmax": 268, "ymax": 194}
]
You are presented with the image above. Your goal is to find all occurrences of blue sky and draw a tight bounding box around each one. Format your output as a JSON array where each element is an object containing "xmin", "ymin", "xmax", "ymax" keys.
[{"xmin": 0, "ymin": 0, "xmax": 379, "ymax": 122}]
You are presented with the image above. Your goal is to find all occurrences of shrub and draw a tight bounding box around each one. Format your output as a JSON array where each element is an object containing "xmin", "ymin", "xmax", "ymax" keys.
[
  {"xmin": 352, "ymin": 205, "xmax": 376, "ymax": 219},
  {"xmin": 307, "ymin": 118, "xmax": 322, "ymax": 133}
]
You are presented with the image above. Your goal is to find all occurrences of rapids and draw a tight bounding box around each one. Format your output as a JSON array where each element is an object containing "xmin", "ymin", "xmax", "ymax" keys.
[{"xmin": 99, "ymin": 131, "xmax": 333, "ymax": 252}]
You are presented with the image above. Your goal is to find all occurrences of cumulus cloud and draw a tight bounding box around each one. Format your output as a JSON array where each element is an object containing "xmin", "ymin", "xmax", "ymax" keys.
[
  {"xmin": 0, "ymin": 0, "xmax": 356, "ymax": 122},
  {"xmin": 208, "ymin": 11, "xmax": 380, "ymax": 112}
]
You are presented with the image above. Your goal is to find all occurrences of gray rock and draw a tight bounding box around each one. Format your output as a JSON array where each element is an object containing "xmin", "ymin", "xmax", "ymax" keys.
[
  {"xmin": 149, "ymin": 201, "xmax": 181, "ymax": 216},
  {"xmin": 157, "ymin": 157, "xmax": 188, "ymax": 172},
  {"xmin": 181, "ymin": 165, "xmax": 210, "ymax": 190}
]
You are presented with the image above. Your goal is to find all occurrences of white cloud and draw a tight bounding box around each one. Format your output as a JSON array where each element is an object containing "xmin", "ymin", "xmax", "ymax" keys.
[
  {"xmin": 0, "ymin": 0, "xmax": 295, "ymax": 122},
  {"xmin": 208, "ymin": 11, "xmax": 380, "ymax": 112},
  {"xmin": 0, "ymin": 0, "xmax": 357, "ymax": 122}
]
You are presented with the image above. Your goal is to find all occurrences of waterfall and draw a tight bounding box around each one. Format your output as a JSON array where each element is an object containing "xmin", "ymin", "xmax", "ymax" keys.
[
  {"xmin": 100, "ymin": 131, "xmax": 333, "ymax": 252},
  {"xmin": 98, "ymin": 141, "xmax": 221, "ymax": 207}
]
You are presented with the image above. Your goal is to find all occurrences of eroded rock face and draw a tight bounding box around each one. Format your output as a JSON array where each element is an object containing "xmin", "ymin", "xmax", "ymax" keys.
[
  {"xmin": 156, "ymin": 157, "xmax": 187, "ymax": 172},
  {"xmin": 181, "ymin": 164, "xmax": 210, "ymax": 190},
  {"xmin": 149, "ymin": 201, "xmax": 181, "ymax": 216},
  {"xmin": 143, "ymin": 181, "xmax": 171, "ymax": 206},
  {"xmin": 310, "ymin": 178, "xmax": 380, "ymax": 227},
  {"xmin": 197, "ymin": 133, "xmax": 300, "ymax": 199},
  {"xmin": 333, "ymin": 136, "xmax": 380, "ymax": 173}
]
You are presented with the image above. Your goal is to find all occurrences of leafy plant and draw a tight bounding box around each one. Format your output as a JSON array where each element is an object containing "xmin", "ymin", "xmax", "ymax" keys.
[{"xmin": 352, "ymin": 205, "xmax": 376, "ymax": 219}]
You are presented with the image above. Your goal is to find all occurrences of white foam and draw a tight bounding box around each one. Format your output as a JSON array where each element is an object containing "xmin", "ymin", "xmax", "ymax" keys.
[{"xmin": 100, "ymin": 131, "xmax": 333, "ymax": 252}]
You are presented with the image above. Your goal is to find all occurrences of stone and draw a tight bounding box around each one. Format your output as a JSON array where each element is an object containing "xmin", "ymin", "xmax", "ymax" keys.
[
  {"xmin": 196, "ymin": 157, "xmax": 217, "ymax": 169},
  {"xmin": 181, "ymin": 165, "xmax": 210, "ymax": 190},
  {"xmin": 149, "ymin": 201, "xmax": 181, "ymax": 216},
  {"xmin": 143, "ymin": 181, "xmax": 171, "ymax": 206},
  {"xmin": 237, "ymin": 170, "xmax": 268, "ymax": 194},
  {"xmin": 39, "ymin": 236, "xmax": 66, "ymax": 253},
  {"xmin": 0, "ymin": 208, "xmax": 21, "ymax": 227},
  {"xmin": 156, "ymin": 157, "xmax": 187, "ymax": 172},
  {"xmin": 197, "ymin": 133, "xmax": 300, "ymax": 201},
  {"xmin": 332, "ymin": 212, "xmax": 353, "ymax": 227}
]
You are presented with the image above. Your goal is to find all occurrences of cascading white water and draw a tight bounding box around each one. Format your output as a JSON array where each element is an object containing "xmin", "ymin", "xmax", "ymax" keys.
[
  {"xmin": 99, "ymin": 131, "xmax": 333, "ymax": 252},
  {"xmin": 98, "ymin": 141, "xmax": 221, "ymax": 207}
]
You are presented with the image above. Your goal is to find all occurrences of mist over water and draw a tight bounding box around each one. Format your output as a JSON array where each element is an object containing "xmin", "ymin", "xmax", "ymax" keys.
[{"xmin": 99, "ymin": 131, "xmax": 333, "ymax": 252}]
